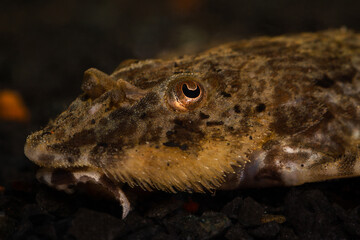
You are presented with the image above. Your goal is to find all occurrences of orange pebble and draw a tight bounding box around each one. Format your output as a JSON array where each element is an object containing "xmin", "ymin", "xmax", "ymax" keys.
[
  {"xmin": 0, "ymin": 90, "xmax": 30, "ymax": 122},
  {"xmin": 183, "ymin": 198, "xmax": 199, "ymax": 213}
]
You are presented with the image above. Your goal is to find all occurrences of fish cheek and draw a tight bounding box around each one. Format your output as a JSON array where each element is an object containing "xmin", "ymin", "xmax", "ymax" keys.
[
  {"xmin": 163, "ymin": 117, "xmax": 205, "ymax": 152},
  {"xmin": 89, "ymin": 96, "xmax": 169, "ymax": 167}
]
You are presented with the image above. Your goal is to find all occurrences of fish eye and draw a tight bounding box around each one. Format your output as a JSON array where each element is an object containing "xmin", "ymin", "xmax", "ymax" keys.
[
  {"xmin": 167, "ymin": 76, "xmax": 205, "ymax": 111},
  {"xmin": 181, "ymin": 82, "xmax": 201, "ymax": 98}
]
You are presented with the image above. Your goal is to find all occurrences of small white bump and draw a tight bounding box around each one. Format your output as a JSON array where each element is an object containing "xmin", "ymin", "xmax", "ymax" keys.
[{"xmin": 89, "ymin": 103, "xmax": 102, "ymax": 115}]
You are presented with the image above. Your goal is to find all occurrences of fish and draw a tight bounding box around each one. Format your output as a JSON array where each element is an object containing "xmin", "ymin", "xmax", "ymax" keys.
[{"xmin": 24, "ymin": 29, "xmax": 360, "ymax": 219}]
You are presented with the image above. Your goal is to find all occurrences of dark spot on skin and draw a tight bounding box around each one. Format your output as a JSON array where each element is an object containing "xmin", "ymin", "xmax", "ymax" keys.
[
  {"xmin": 199, "ymin": 112, "xmax": 210, "ymax": 119},
  {"xmin": 140, "ymin": 113, "xmax": 147, "ymax": 119},
  {"xmin": 249, "ymin": 135, "xmax": 253, "ymax": 140},
  {"xmin": 167, "ymin": 162, "xmax": 170, "ymax": 166},
  {"xmin": 229, "ymin": 82, "xmax": 241, "ymax": 94},
  {"xmin": 234, "ymin": 105, "xmax": 241, "ymax": 113},
  {"xmin": 139, "ymin": 125, "xmax": 162, "ymax": 144},
  {"xmin": 163, "ymin": 141, "xmax": 179, "ymax": 148},
  {"xmin": 67, "ymin": 157, "xmax": 74, "ymax": 163},
  {"xmin": 309, "ymin": 56, "xmax": 356, "ymax": 84},
  {"xmin": 91, "ymin": 119, "xmax": 96, "ymax": 124},
  {"xmin": 206, "ymin": 121, "xmax": 224, "ymax": 126},
  {"xmin": 166, "ymin": 131, "xmax": 175, "ymax": 136},
  {"xmin": 221, "ymin": 91, "xmax": 232, "ymax": 98},
  {"xmin": 51, "ymin": 169, "xmax": 76, "ymax": 186},
  {"xmin": 227, "ymin": 126, "xmax": 234, "ymax": 132},
  {"xmin": 222, "ymin": 110, "xmax": 231, "ymax": 118},
  {"xmin": 314, "ymin": 74, "xmax": 334, "ymax": 88},
  {"xmin": 98, "ymin": 142, "xmax": 108, "ymax": 147},
  {"xmin": 173, "ymin": 119, "xmax": 183, "ymax": 126},
  {"xmin": 239, "ymin": 118, "xmax": 251, "ymax": 134},
  {"xmin": 174, "ymin": 62, "xmax": 179, "ymax": 68},
  {"xmin": 163, "ymin": 141, "xmax": 188, "ymax": 150},
  {"xmin": 166, "ymin": 118, "xmax": 205, "ymax": 151},
  {"xmin": 104, "ymin": 108, "xmax": 138, "ymax": 142},
  {"xmin": 69, "ymin": 129, "xmax": 97, "ymax": 146},
  {"xmin": 255, "ymin": 103, "xmax": 266, "ymax": 112},
  {"xmin": 262, "ymin": 140, "xmax": 280, "ymax": 151},
  {"xmin": 273, "ymin": 86, "xmax": 292, "ymax": 105},
  {"xmin": 243, "ymin": 106, "xmax": 251, "ymax": 117},
  {"xmin": 180, "ymin": 144, "xmax": 188, "ymax": 151},
  {"xmin": 38, "ymin": 154, "xmax": 55, "ymax": 163},
  {"xmin": 48, "ymin": 144, "xmax": 81, "ymax": 158},
  {"xmin": 246, "ymin": 87, "xmax": 254, "ymax": 97}
]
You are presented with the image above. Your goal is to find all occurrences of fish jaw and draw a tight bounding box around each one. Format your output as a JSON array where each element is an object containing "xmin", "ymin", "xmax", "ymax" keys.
[{"xmin": 36, "ymin": 168, "xmax": 131, "ymax": 219}]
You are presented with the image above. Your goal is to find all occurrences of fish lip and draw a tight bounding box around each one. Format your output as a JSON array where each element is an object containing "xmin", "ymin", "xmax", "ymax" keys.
[
  {"xmin": 24, "ymin": 140, "xmax": 38, "ymax": 163},
  {"xmin": 24, "ymin": 142, "xmax": 57, "ymax": 167},
  {"xmin": 24, "ymin": 140, "xmax": 92, "ymax": 169}
]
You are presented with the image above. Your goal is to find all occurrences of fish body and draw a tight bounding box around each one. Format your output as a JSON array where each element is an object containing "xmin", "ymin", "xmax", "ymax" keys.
[{"xmin": 25, "ymin": 29, "xmax": 360, "ymax": 218}]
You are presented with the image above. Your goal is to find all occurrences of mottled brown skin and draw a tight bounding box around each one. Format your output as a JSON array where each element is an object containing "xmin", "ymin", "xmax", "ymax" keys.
[{"xmin": 25, "ymin": 30, "xmax": 360, "ymax": 202}]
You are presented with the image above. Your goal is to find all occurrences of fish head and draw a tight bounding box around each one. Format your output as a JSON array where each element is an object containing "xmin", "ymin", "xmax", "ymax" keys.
[{"xmin": 24, "ymin": 58, "xmax": 252, "ymax": 193}]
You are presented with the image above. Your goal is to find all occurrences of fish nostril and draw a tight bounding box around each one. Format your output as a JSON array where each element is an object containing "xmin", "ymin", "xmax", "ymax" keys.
[
  {"xmin": 81, "ymin": 68, "xmax": 116, "ymax": 99},
  {"xmin": 41, "ymin": 131, "xmax": 52, "ymax": 136}
]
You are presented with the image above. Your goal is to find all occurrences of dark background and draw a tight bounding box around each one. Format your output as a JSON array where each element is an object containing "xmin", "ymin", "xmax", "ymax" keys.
[{"xmin": 1, "ymin": 1, "xmax": 360, "ymax": 239}]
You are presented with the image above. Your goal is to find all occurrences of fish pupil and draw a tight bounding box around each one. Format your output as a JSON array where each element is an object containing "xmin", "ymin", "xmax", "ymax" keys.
[{"xmin": 182, "ymin": 84, "xmax": 200, "ymax": 98}]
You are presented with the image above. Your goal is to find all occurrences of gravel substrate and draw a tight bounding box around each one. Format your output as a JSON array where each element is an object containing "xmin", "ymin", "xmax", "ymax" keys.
[{"xmin": 1, "ymin": 176, "xmax": 360, "ymax": 239}]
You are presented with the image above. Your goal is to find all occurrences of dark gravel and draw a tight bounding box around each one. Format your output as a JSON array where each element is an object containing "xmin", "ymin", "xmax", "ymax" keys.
[
  {"xmin": 1, "ymin": 0, "xmax": 360, "ymax": 239},
  {"xmin": 2, "ymin": 180, "xmax": 360, "ymax": 239}
]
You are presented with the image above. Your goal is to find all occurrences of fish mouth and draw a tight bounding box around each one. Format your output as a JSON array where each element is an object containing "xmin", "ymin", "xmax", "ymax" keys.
[
  {"xmin": 36, "ymin": 167, "xmax": 131, "ymax": 219},
  {"xmin": 25, "ymin": 139, "xmax": 131, "ymax": 218}
]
